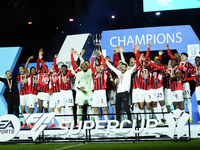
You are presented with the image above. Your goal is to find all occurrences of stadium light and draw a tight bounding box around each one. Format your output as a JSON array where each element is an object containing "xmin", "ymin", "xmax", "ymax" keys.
[{"xmin": 156, "ymin": 12, "xmax": 161, "ymax": 16}]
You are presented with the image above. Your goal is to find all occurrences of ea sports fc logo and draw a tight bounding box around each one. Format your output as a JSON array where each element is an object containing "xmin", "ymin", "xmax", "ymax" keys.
[{"xmin": 0, "ymin": 115, "xmax": 20, "ymax": 142}]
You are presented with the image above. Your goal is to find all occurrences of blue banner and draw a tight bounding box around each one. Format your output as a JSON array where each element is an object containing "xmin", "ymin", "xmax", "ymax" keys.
[{"xmin": 143, "ymin": 0, "xmax": 200, "ymax": 12}]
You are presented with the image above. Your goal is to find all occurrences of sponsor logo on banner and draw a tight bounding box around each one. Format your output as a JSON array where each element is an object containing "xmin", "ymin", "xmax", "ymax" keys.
[
  {"xmin": 165, "ymin": 109, "xmax": 190, "ymax": 139},
  {"xmin": 187, "ymin": 44, "xmax": 199, "ymax": 60},
  {"xmin": 0, "ymin": 115, "xmax": 20, "ymax": 142},
  {"xmin": 24, "ymin": 113, "xmax": 55, "ymax": 141}
]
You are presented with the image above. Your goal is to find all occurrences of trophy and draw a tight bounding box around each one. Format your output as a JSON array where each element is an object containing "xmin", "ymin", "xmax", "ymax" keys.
[{"xmin": 93, "ymin": 34, "xmax": 102, "ymax": 56}]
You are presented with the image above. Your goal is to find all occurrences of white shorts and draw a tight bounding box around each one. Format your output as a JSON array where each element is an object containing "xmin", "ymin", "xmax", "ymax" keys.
[
  {"xmin": 151, "ymin": 87, "xmax": 164, "ymax": 102},
  {"xmin": 195, "ymin": 86, "xmax": 200, "ymax": 101},
  {"xmin": 49, "ymin": 92, "xmax": 62, "ymax": 108},
  {"xmin": 27, "ymin": 94, "xmax": 37, "ymax": 108},
  {"xmin": 164, "ymin": 88, "xmax": 173, "ymax": 106},
  {"xmin": 183, "ymin": 82, "xmax": 191, "ymax": 99},
  {"xmin": 60, "ymin": 90, "xmax": 74, "ymax": 107},
  {"xmin": 107, "ymin": 90, "xmax": 116, "ymax": 105},
  {"xmin": 92, "ymin": 90, "xmax": 107, "ymax": 107},
  {"xmin": 20, "ymin": 95, "xmax": 28, "ymax": 106},
  {"xmin": 132, "ymin": 88, "xmax": 139, "ymax": 103},
  {"xmin": 37, "ymin": 92, "xmax": 50, "ymax": 101},
  {"xmin": 138, "ymin": 89, "xmax": 151, "ymax": 103},
  {"xmin": 78, "ymin": 90, "xmax": 93, "ymax": 106},
  {"xmin": 172, "ymin": 90, "xmax": 183, "ymax": 102}
]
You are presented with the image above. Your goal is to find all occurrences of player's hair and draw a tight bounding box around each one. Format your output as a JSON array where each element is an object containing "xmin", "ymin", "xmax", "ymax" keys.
[
  {"xmin": 84, "ymin": 60, "xmax": 90, "ymax": 64},
  {"xmin": 5, "ymin": 70, "xmax": 11, "ymax": 75},
  {"xmin": 195, "ymin": 56, "xmax": 200, "ymax": 60},
  {"xmin": 40, "ymin": 65, "xmax": 48, "ymax": 70},
  {"xmin": 19, "ymin": 65, "xmax": 25, "ymax": 69},
  {"xmin": 171, "ymin": 58, "xmax": 177, "ymax": 63},
  {"xmin": 155, "ymin": 59, "xmax": 161, "ymax": 64},
  {"xmin": 130, "ymin": 56, "xmax": 135, "ymax": 59},
  {"xmin": 105, "ymin": 56, "xmax": 111, "ymax": 59},
  {"xmin": 30, "ymin": 67, "xmax": 36, "ymax": 72},
  {"xmin": 95, "ymin": 64, "xmax": 100, "ymax": 68},
  {"xmin": 61, "ymin": 64, "xmax": 68, "ymax": 69},
  {"xmin": 121, "ymin": 63, "xmax": 127, "ymax": 68},
  {"xmin": 181, "ymin": 52, "xmax": 188, "ymax": 58}
]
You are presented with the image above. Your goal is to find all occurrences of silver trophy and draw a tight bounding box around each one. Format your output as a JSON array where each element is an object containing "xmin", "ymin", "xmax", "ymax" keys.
[{"xmin": 93, "ymin": 34, "xmax": 102, "ymax": 56}]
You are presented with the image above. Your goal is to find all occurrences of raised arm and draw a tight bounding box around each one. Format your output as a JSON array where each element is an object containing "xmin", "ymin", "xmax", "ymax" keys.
[
  {"xmin": 145, "ymin": 40, "xmax": 152, "ymax": 61},
  {"xmin": 100, "ymin": 53, "xmax": 107, "ymax": 69},
  {"xmin": 90, "ymin": 53, "xmax": 96, "ymax": 74},
  {"xmin": 158, "ymin": 50, "xmax": 164, "ymax": 60},
  {"xmin": 119, "ymin": 46, "xmax": 128, "ymax": 66},
  {"xmin": 74, "ymin": 50, "xmax": 85, "ymax": 65},
  {"xmin": 25, "ymin": 55, "xmax": 33, "ymax": 74},
  {"xmin": 166, "ymin": 43, "xmax": 175, "ymax": 59},
  {"xmin": 70, "ymin": 48, "xmax": 78, "ymax": 71},
  {"xmin": 106, "ymin": 60, "xmax": 121, "ymax": 76},
  {"xmin": 54, "ymin": 54, "xmax": 60, "ymax": 73},
  {"xmin": 39, "ymin": 51, "xmax": 49, "ymax": 73}
]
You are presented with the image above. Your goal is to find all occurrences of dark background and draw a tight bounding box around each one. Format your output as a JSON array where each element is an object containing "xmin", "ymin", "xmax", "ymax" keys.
[{"xmin": 0, "ymin": 0, "xmax": 199, "ymax": 64}]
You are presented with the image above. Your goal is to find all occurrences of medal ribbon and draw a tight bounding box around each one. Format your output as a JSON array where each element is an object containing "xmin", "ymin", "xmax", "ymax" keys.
[
  {"xmin": 196, "ymin": 66, "xmax": 199, "ymax": 75},
  {"xmin": 32, "ymin": 75, "xmax": 36, "ymax": 85},
  {"xmin": 52, "ymin": 74, "xmax": 57, "ymax": 84},
  {"xmin": 84, "ymin": 72, "xmax": 88, "ymax": 81},
  {"xmin": 20, "ymin": 75, "xmax": 26, "ymax": 86},
  {"xmin": 143, "ymin": 69, "xmax": 148, "ymax": 80},
  {"xmin": 62, "ymin": 73, "xmax": 67, "ymax": 84},
  {"xmin": 7, "ymin": 78, "xmax": 12, "ymax": 90}
]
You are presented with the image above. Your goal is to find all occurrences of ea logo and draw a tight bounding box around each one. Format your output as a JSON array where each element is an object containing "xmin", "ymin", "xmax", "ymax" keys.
[{"xmin": 0, "ymin": 115, "xmax": 20, "ymax": 142}]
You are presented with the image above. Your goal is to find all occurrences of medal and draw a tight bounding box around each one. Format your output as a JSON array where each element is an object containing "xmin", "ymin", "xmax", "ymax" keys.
[
  {"xmin": 43, "ymin": 82, "xmax": 45, "ymax": 85},
  {"xmin": 155, "ymin": 80, "xmax": 157, "ymax": 82},
  {"xmin": 9, "ymin": 90, "xmax": 11, "ymax": 92},
  {"xmin": 53, "ymin": 84, "xmax": 56, "ymax": 86},
  {"xmin": 86, "ymin": 81, "xmax": 88, "ymax": 84},
  {"xmin": 32, "ymin": 84, "xmax": 35, "ymax": 87},
  {"xmin": 66, "ymin": 84, "xmax": 68, "ymax": 86}
]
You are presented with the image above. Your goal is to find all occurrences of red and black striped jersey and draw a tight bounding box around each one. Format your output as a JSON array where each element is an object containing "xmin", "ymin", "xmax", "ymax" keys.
[
  {"xmin": 132, "ymin": 71, "xmax": 138, "ymax": 89},
  {"xmin": 137, "ymin": 68, "xmax": 151, "ymax": 90},
  {"xmin": 151, "ymin": 67, "xmax": 164, "ymax": 89},
  {"xmin": 37, "ymin": 71, "xmax": 50, "ymax": 93},
  {"xmin": 16, "ymin": 74, "xmax": 29, "ymax": 95},
  {"xmin": 59, "ymin": 70, "xmax": 75, "ymax": 90},
  {"xmin": 179, "ymin": 62, "xmax": 194, "ymax": 81},
  {"xmin": 93, "ymin": 71, "xmax": 107, "ymax": 91},
  {"xmin": 191, "ymin": 66, "xmax": 200, "ymax": 87},
  {"xmin": 27, "ymin": 74, "xmax": 38, "ymax": 95},
  {"xmin": 49, "ymin": 72, "xmax": 60, "ymax": 93},
  {"xmin": 168, "ymin": 66, "xmax": 183, "ymax": 91}
]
